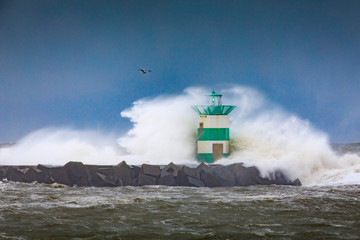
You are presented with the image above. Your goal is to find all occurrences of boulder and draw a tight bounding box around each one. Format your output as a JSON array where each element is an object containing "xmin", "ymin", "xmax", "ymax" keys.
[
  {"xmin": 212, "ymin": 166, "xmax": 235, "ymax": 183},
  {"xmin": 292, "ymin": 178, "xmax": 302, "ymax": 186},
  {"xmin": 95, "ymin": 167, "xmax": 122, "ymax": 187},
  {"xmin": 158, "ymin": 175, "xmax": 177, "ymax": 186},
  {"xmin": 212, "ymin": 166, "xmax": 235, "ymax": 186},
  {"xmin": 97, "ymin": 167, "xmax": 113, "ymax": 176},
  {"xmin": 4, "ymin": 167, "xmax": 24, "ymax": 182},
  {"xmin": 132, "ymin": 166, "xmax": 141, "ymax": 179},
  {"xmin": 0, "ymin": 168, "xmax": 5, "ymax": 180},
  {"xmin": 112, "ymin": 162, "xmax": 136, "ymax": 186},
  {"xmin": 141, "ymin": 164, "xmax": 160, "ymax": 177},
  {"xmin": 96, "ymin": 173, "xmax": 119, "ymax": 187},
  {"xmin": 160, "ymin": 162, "xmax": 180, "ymax": 177},
  {"xmin": 37, "ymin": 164, "xmax": 53, "ymax": 172},
  {"xmin": 187, "ymin": 176, "xmax": 204, "ymax": 187},
  {"xmin": 268, "ymin": 170, "xmax": 302, "ymax": 186},
  {"xmin": 176, "ymin": 168, "xmax": 191, "ymax": 186},
  {"xmin": 64, "ymin": 161, "xmax": 87, "ymax": 176},
  {"xmin": 224, "ymin": 163, "xmax": 263, "ymax": 186},
  {"xmin": 201, "ymin": 171, "xmax": 225, "ymax": 187},
  {"xmin": 200, "ymin": 171, "xmax": 223, "ymax": 187},
  {"xmin": 23, "ymin": 167, "xmax": 44, "ymax": 183},
  {"xmin": 196, "ymin": 162, "xmax": 210, "ymax": 173},
  {"xmin": 138, "ymin": 173, "xmax": 157, "ymax": 186},
  {"xmin": 50, "ymin": 167, "xmax": 73, "ymax": 186},
  {"xmin": 63, "ymin": 162, "xmax": 90, "ymax": 186},
  {"xmin": 37, "ymin": 164, "xmax": 55, "ymax": 184},
  {"xmin": 43, "ymin": 175, "xmax": 55, "ymax": 184},
  {"xmin": 183, "ymin": 166, "xmax": 200, "ymax": 179},
  {"xmin": 85, "ymin": 165, "xmax": 106, "ymax": 187}
]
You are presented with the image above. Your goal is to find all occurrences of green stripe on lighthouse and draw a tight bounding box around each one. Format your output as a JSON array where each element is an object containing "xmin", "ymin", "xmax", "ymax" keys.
[
  {"xmin": 197, "ymin": 128, "xmax": 229, "ymax": 141},
  {"xmin": 197, "ymin": 153, "xmax": 230, "ymax": 163}
]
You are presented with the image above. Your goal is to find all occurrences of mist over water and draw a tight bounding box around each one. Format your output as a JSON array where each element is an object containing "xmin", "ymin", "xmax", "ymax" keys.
[
  {"xmin": 1, "ymin": 85, "xmax": 360, "ymax": 186},
  {"xmin": 118, "ymin": 88, "xmax": 202, "ymax": 166},
  {"xmin": 0, "ymin": 128, "xmax": 122, "ymax": 166}
]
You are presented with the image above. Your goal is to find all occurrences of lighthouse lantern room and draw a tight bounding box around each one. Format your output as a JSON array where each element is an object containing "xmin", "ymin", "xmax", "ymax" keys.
[{"xmin": 192, "ymin": 91, "xmax": 236, "ymax": 163}]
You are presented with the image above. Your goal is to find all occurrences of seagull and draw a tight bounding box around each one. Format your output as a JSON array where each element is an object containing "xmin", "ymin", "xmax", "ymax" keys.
[{"xmin": 138, "ymin": 69, "xmax": 152, "ymax": 74}]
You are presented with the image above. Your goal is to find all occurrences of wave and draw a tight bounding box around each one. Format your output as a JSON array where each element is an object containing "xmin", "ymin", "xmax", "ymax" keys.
[{"xmin": 1, "ymin": 85, "xmax": 359, "ymax": 186}]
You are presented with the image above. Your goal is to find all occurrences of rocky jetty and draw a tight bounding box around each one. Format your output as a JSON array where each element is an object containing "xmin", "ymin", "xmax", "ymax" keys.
[{"xmin": 0, "ymin": 161, "xmax": 301, "ymax": 187}]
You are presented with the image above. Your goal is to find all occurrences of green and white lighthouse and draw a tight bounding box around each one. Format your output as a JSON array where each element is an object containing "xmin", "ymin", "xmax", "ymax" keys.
[{"xmin": 192, "ymin": 91, "xmax": 236, "ymax": 163}]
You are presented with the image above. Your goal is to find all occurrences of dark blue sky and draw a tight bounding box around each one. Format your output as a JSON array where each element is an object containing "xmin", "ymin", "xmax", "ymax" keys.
[{"xmin": 1, "ymin": 0, "xmax": 360, "ymax": 142}]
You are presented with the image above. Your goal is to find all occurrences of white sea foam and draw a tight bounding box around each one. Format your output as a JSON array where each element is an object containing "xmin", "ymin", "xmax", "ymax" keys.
[
  {"xmin": 117, "ymin": 88, "xmax": 202, "ymax": 165},
  {"xmin": 1, "ymin": 85, "xmax": 359, "ymax": 186},
  {"xmin": 0, "ymin": 128, "xmax": 123, "ymax": 166},
  {"xmin": 215, "ymin": 87, "xmax": 360, "ymax": 185}
]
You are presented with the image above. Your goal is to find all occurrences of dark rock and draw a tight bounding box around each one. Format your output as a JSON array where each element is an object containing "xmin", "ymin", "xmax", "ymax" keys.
[
  {"xmin": 83, "ymin": 165, "xmax": 98, "ymax": 186},
  {"xmin": 183, "ymin": 166, "xmax": 200, "ymax": 179},
  {"xmin": 4, "ymin": 167, "xmax": 24, "ymax": 182},
  {"xmin": 50, "ymin": 167, "xmax": 73, "ymax": 186},
  {"xmin": 112, "ymin": 162, "xmax": 136, "ymax": 186},
  {"xmin": 268, "ymin": 170, "xmax": 302, "ymax": 186},
  {"xmin": 0, "ymin": 167, "xmax": 7, "ymax": 181},
  {"xmin": 187, "ymin": 176, "xmax": 204, "ymax": 187},
  {"xmin": 97, "ymin": 167, "xmax": 113, "ymax": 176},
  {"xmin": 0, "ymin": 161, "xmax": 302, "ymax": 187},
  {"xmin": 96, "ymin": 173, "xmax": 119, "ymax": 187},
  {"xmin": 117, "ymin": 161, "xmax": 127, "ymax": 166},
  {"xmin": 138, "ymin": 173, "xmax": 157, "ymax": 186},
  {"xmin": 269, "ymin": 170, "xmax": 289, "ymax": 185},
  {"xmin": 89, "ymin": 166, "xmax": 122, "ymax": 187},
  {"xmin": 212, "ymin": 166, "xmax": 235, "ymax": 186},
  {"xmin": 176, "ymin": 168, "xmax": 188, "ymax": 186},
  {"xmin": 36, "ymin": 164, "xmax": 54, "ymax": 184},
  {"xmin": 158, "ymin": 175, "xmax": 177, "ymax": 186},
  {"xmin": 37, "ymin": 164, "xmax": 53, "ymax": 172},
  {"xmin": 23, "ymin": 167, "xmax": 44, "ymax": 183},
  {"xmin": 292, "ymin": 178, "xmax": 302, "ymax": 186},
  {"xmin": 43, "ymin": 175, "xmax": 55, "ymax": 184},
  {"xmin": 196, "ymin": 162, "xmax": 210, "ymax": 173},
  {"xmin": 161, "ymin": 162, "xmax": 180, "ymax": 177},
  {"xmin": 132, "ymin": 166, "xmax": 141, "ymax": 178},
  {"xmin": 224, "ymin": 163, "xmax": 263, "ymax": 186},
  {"xmin": 64, "ymin": 161, "xmax": 87, "ymax": 177},
  {"xmin": 0, "ymin": 169, "xmax": 4, "ymax": 180},
  {"xmin": 73, "ymin": 176, "xmax": 91, "ymax": 187},
  {"xmin": 64, "ymin": 162, "xmax": 90, "ymax": 186},
  {"xmin": 201, "ymin": 172, "xmax": 223, "ymax": 187},
  {"xmin": 141, "ymin": 164, "xmax": 160, "ymax": 177}
]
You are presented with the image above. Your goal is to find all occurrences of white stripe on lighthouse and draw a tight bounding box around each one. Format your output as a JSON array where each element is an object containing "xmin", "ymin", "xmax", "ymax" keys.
[
  {"xmin": 199, "ymin": 115, "xmax": 229, "ymax": 128},
  {"xmin": 197, "ymin": 141, "xmax": 230, "ymax": 154}
]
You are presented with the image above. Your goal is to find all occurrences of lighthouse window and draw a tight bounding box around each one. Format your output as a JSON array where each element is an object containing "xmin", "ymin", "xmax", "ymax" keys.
[{"xmin": 199, "ymin": 122, "xmax": 204, "ymax": 136}]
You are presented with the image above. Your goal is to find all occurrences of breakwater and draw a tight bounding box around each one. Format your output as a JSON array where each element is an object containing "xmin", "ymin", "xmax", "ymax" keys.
[{"xmin": 0, "ymin": 161, "xmax": 301, "ymax": 187}]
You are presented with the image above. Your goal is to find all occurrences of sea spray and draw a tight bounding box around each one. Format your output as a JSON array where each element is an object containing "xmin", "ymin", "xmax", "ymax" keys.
[
  {"xmin": 216, "ymin": 87, "xmax": 351, "ymax": 185},
  {"xmin": 1, "ymin": 85, "xmax": 360, "ymax": 185},
  {"xmin": 118, "ymin": 85, "xmax": 360, "ymax": 185},
  {"xmin": 0, "ymin": 128, "xmax": 123, "ymax": 165},
  {"xmin": 118, "ymin": 88, "xmax": 202, "ymax": 165}
]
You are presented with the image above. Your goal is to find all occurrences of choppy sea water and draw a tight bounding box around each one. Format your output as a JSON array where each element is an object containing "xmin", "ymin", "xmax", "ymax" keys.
[{"xmin": 1, "ymin": 183, "xmax": 359, "ymax": 239}]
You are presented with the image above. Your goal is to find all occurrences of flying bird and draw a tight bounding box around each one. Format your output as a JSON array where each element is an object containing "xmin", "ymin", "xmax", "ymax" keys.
[{"xmin": 138, "ymin": 69, "xmax": 152, "ymax": 74}]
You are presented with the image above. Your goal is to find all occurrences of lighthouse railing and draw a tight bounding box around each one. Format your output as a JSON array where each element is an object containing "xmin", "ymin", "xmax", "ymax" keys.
[{"xmin": 191, "ymin": 105, "xmax": 236, "ymax": 115}]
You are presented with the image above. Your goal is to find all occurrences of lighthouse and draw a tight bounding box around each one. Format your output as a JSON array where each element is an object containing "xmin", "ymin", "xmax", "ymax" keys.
[{"xmin": 192, "ymin": 91, "xmax": 236, "ymax": 163}]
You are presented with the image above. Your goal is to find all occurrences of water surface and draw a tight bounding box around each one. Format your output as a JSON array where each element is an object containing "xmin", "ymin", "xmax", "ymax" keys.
[{"xmin": 1, "ymin": 182, "xmax": 359, "ymax": 239}]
